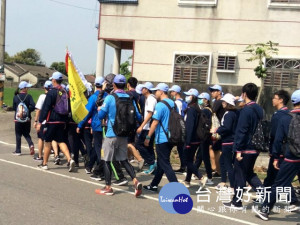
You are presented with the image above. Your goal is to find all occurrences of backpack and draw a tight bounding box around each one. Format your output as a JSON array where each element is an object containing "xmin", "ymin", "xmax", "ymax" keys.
[
  {"xmin": 54, "ymin": 87, "xmax": 69, "ymax": 115},
  {"xmin": 111, "ymin": 93, "xmax": 137, "ymax": 137},
  {"xmin": 160, "ymin": 100, "xmax": 186, "ymax": 145},
  {"xmin": 287, "ymin": 113, "xmax": 300, "ymax": 158},
  {"xmin": 177, "ymin": 99, "xmax": 188, "ymax": 117},
  {"xmin": 15, "ymin": 94, "xmax": 29, "ymax": 122},
  {"xmin": 194, "ymin": 106, "xmax": 211, "ymax": 142},
  {"xmin": 211, "ymin": 112, "xmax": 221, "ymax": 141},
  {"xmin": 250, "ymin": 107, "xmax": 265, "ymax": 151}
]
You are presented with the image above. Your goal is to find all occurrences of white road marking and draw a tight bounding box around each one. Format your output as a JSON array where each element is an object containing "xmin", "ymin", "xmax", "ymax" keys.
[{"xmin": 0, "ymin": 141, "xmax": 259, "ymax": 225}]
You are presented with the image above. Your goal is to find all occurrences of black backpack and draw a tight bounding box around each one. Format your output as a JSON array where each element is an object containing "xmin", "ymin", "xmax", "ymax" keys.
[
  {"xmin": 111, "ymin": 93, "xmax": 137, "ymax": 137},
  {"xmin": 193, "ymin": 105, "xmax": 211, "ymax": 142},
  {"xmin": 160, "ymin": 100, "xmax": 186, "ymax": 145},
  {"xmin": 250, "ymin": 107, "xmax": 265, "ymax": 151},
  {"xmin": 287, "ymin": 113, "xmax": 300, "ymax": 158}
]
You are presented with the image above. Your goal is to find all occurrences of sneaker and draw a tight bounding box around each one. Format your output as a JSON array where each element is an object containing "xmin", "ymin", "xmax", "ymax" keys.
[
  {"xmin": 287, "ymin": 204, "xmax": 300, "ymax": 212},
  {"xmin": 134, "ymin": 180, "xmax": 143, "ymax": 197},
  {"xmin": 137, "ymin": 159, "xmax": 145, "ymax": 171},
  {"xmin": 85, "ymin": 168, "xmax": 92, "ymax": 174},
  {"xmin": 200, "ymin": 176, "xmax": 208, "ymax": 188},
  {"xmin": 68, "ymin": 159, "xmax": 75, "ymax": 172},
  {"xmin": 143, "ymin": 163, "xmax": 156, "ymax": 174},
  {"xmin": 29, "ymin": 145, "xmax": 35, "ymax": 155},
  {"xmin": 34, "ymin": 156, "xmax": 43, "ymax": 161},
  {"xmin": 143, "ymin": 185, "xmax": 158, "ymax": 192},
  {"xmin": 215, "ymin": 183, "xmax": 228, "ymax": 190},
  {"xmin": 37, "ymin": 163, "xmax": 48, "ymax": 170},
  {"xmin": 113, "ymin": 178, "xmax": 128, "ymax": 186},
  {"xmin": 90, "ymin": 174, "xmax": 103, "ymax": 181},
  {"xmin": 252, "ymin": 205, "xmax": 269, "ymax": 221},
  {"xmin": 180, "ymin": 181, "xmax": 191, "ymax": 188},
  {"xmin": 223, "ymin": 202, "xmax": 244, "ymax": 211},
  {"xmin": 206, "ymin": 178, "xmax": 214, "ymax": 185},
  {"xmin": 12, "ymin": 151, "xmax": 21, "ymax": 156},
  {"xmin": 95, "ymin": 187, "xmax": 114, "ymax": 196},
  {"xmin": 54, "ymin": 155, "xmax": 60, "ymax": 165},
  {"xmin": 191, "ymin": 175, "xmax": 199, "ymax": 180},
  {"xmin": 174, "ymin": 168, "xmax": 186, "ymax": 174}
]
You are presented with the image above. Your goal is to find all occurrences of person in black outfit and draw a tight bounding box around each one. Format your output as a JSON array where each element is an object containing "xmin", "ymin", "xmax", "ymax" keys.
[
  {"xmin": 13, "ymin": 81, "xmax": 35, "ymax": 156},
  {"xmin": 209, "ymin": 84, "xmax": 225, "ymax": 177}
]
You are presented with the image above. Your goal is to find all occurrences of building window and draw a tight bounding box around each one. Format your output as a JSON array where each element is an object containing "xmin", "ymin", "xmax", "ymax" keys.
[
  {"xmin": 268, "ymin": 0, "xmax": 300, "ymax": 9},
  {"xmin": 98, "ymin": 0, "xmax": 138, "ymax": 4},
  {"xmin": 173, "ymin": 54, "xmax": 211, "ymax": 84},
  {"xmin": 216, "ymin": 53, "xmax": 237, "ymax": 73},
  {"xmin": 264, "ymin": 58, "xmax": 300, "ymax": 88},
  {"xmin": 178, "ymin": 0, "xmax": 218, "ymax": 7}
]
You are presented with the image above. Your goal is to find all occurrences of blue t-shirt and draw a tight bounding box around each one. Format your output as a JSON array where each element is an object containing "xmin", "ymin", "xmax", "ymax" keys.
[
  {"xmin": 98, "ymin": 92, "xmax": 141, "ymax": 138},
  {"xmin": 152, "ymin": 98, "xmax": 175, "ymax": 144}
]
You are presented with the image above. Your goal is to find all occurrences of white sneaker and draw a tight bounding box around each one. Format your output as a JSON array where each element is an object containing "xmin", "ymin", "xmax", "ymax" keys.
[
  {"xmin": 206, "ymin": 179, "xmax": 214, "ymax": 185},
  {"xmin": 69, "ymin": 159, "xmax": 75, "ymax": 172},
  {"xmin": 180, "ymin": 181, "xmax": 190, "ymax": 188},
  {"xmin": 200, "ymin": 176, "xmax": 208, "ymax": 188},
  {"xmin": 38, "ymin": 164, "xmax": 48, "ymax": 170},
  {"xmin": 191, "ymin": 175, "xmax": 199, "ymax": 180}
]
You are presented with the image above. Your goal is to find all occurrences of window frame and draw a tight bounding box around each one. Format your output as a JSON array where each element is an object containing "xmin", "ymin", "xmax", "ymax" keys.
[
  {"xmin": 268, "ymin": 0, "xmax": 300, "ymax": 9},
  {"xmin": 171, "ymin": 51, "xmax": 212, "ymax": 84},
  {"xmin": 216, "ymin": 52, "xmax": 237, "ymax": 74},
  {"xmin": 178, "ymin": 0, "xmax": 218, "ymax": 7}
]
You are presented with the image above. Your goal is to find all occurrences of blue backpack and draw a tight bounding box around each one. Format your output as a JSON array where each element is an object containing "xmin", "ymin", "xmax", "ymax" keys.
[{"xmin": 177, "ymin": 99, "xmax": 188, "ymax": 117}]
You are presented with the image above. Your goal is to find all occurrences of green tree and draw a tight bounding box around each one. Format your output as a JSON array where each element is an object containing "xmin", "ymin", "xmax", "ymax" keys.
[
  {"xmin": 13, "ymin": 48, "xmax": 43, "ymax": 65},
  {"xmin": 50, "ymin": 61, "xmax": 66, "ymax": 75},
  {"xmin": 4, "ymin": 52, "xmax": 14, "ymax": 63},
  {"xmin": 120, "ymin": 56, "xmax": 132, "ymax": 81},
  {"xmin": 244, "ymin": 41, "xmax": 279, "ymax": 103}
]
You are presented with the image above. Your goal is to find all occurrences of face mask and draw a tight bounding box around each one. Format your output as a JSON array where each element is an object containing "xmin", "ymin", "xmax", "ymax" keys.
[
  {"xmin": 185, "ymin": 96, "xmax": 191, "ymax": 104},
  {"xmin": 198, "ymin": 99, "xmax": 203, "ymax": 105}
]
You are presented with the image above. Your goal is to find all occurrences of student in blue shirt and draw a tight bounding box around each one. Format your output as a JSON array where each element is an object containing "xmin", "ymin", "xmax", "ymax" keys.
[
  {"xmin": 253, "ymin": 90, "xmax": 300, "ymax": 221},
  {"xmin": 212, "ymin": 93, "xmax": 237, "ymax": 191},
  {"xmin": 77, "ymin": 77, "xmax": 107, "ymax": 176},
  {"xmin": 143, "ymin": 83, "xmax": 178, "ymax": 192},
  {"xmin": 263, "ymin": 90, "xmax": 290, "ymax": 187},
  {"xmin": 223, "ymin": 83, "xmax": 264, "ymax": 210},
  {"xmin": 95, "ymin": 74, "xmax": 142, "ymax": 197}
]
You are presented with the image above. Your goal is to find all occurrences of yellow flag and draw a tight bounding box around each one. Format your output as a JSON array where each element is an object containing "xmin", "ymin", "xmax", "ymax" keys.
[{"xmin": 66, "ymin": 52, "xmax": 88, "ymax": 123}]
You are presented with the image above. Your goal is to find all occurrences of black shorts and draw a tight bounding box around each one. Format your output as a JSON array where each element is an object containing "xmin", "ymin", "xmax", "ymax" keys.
[
  {"xmin": 37, "ymin": 124, "xmax": 45, "ymax": 140},
  {"xmin": 44, "ymin": 123, "xmax": 68, "ymax": 143}
]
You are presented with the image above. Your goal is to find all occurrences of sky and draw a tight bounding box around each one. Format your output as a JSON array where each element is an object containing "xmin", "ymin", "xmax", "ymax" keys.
[{"xmin": 4, "ymin": 0, "xmax": 131, "ymax": 75}]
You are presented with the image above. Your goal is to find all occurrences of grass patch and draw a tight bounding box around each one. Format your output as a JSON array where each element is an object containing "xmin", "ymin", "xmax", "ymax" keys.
[{"xmin": 3, "ymin": 87, "xmax": 44, "ymax": 107}]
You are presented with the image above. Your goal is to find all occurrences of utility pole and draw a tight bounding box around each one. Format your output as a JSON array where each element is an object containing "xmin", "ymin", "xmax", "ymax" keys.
[{"xmin": 0, "ymin": 0, "xmax": 6, "ymax": 108}]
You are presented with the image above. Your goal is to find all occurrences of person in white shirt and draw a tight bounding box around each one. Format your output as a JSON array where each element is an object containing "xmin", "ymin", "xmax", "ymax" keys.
[
  {"xmin": 33, "ymin": 81, "xmax": 52, "ymax": 161},
  {"xmin": 136, "ymin": 82, "xmax": 157, "ymax": 174}
]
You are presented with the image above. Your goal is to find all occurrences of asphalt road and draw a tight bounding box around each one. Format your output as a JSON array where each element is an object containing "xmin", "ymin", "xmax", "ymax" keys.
[{"xmin": 0, "ymin": 111, "xmax": 299, "ymax": 225}]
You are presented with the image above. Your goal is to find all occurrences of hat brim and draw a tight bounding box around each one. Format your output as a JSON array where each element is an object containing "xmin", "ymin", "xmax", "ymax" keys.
[
  {"xmin": 26, "ymin": 84, "xmax": 32, "ymax": 88},
  {"xmin": 184, "ymin": 91, "xmax": 192, "ymax": 95}
]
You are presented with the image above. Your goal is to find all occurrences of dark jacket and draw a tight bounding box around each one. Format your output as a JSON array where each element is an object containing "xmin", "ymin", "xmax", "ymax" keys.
[
  {"xmin": 233, "ymin": 101, "xmax": 263, "ymax": 153},
  {"xmin": 269, "ymin": 107, "xmax": 289, "ymax": 155},
  {"xmin": 13, "ymin": 93, "xmax": 35, "ymax": 120},
  {"xmin": 39, "ymin": 86, "xmax": 68, "ymax": 123},
  {"xmin": 185, "ymin": 104, "xmax": 201, "ymax": 145},
  {"xmin": 216, "ymin": 110, "xmax": 237, "ymax": 144},
  {"xmin": 273, "ymin": 109, "xmax": 300, "ymax": 162}
]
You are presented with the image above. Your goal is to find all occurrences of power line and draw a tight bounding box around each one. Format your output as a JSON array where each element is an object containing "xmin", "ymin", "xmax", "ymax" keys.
[{"xmin": 48, "ymin": 0, "xmax": 99, "ymax": 12}]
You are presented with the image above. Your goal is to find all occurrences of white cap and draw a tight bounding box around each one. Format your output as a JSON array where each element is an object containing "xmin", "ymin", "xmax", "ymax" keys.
[{"xmin": 221, "ymin": 93, "xmax": 236, "ymax": 106}]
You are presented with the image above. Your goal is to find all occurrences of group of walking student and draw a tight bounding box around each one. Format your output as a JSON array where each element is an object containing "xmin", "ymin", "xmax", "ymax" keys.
[{"xmin": 13, "ymin": 71, "xmax": 300, "ymax": 221}]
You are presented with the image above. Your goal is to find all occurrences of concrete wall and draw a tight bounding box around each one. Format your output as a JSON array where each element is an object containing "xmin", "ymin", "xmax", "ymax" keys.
[
  {"xmin": 4, "ymin": 69, "xmax": 19, "ymax": 82},
  {"xmin": 99, "ymin": 0, "xmax": 300, "ymax": 86}
]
